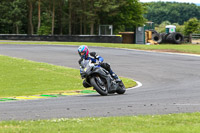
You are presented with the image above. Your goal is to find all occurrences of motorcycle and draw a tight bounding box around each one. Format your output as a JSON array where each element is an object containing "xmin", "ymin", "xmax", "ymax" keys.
[{"xmin": 80, "ymin": 59, "xmax": 126, "ymax": 96}]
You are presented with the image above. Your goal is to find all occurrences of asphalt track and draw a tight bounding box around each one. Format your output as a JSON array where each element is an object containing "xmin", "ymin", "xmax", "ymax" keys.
[{"xmin": 0, "ymin": 44, "xmax": 200, "ymax": 121}]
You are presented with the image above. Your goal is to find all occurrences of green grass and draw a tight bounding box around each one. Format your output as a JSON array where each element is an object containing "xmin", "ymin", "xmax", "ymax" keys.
[
  {"xmin": 1, "ymin": 41, "xmax": 198, "ymax": 130},
  {"xmin": 1, "ymin": 112, "xmax": 200, "ymax": 133},
  {"xmin": 0, "ymin": 41, "xmax": 200, "ymax": 54},
  {"xmin": 0, "ymin": 55, "xmax": 136, "ymax": 98}
]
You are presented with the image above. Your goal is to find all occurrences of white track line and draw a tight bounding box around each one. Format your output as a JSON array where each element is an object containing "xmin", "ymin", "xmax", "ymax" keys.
[
  {"xmin": 121, "ymin": 48, "xmax": 200, "ymax": 57},
  {"xmin": 127, "ymin": 80, "xmax": 143, "ymax": 91}
]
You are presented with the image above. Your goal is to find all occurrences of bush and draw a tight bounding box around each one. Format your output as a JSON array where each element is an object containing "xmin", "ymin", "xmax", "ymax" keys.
[
  {"xmin": 184, "ymin": 18, "xmax": 200, "ymax": 35},
  {"xmin": 37, "ymin": 26, "xmax": 51, "ymax": 35}
]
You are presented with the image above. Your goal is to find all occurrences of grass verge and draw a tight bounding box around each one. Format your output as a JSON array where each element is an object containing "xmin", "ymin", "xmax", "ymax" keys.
[
  {"xmin": 0, "ymin": 112, "xmax": 200, "ymax": 133},
  {"xmin": 0, "ymin": 55, "xmax": 136, "ymax": 98},
  {"xmin": 0, "ymin": 41, "xmax": 200, "ymax": 54}
]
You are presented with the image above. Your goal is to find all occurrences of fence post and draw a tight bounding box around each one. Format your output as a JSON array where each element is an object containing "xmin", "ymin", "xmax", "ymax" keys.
[{"xmin": 189, "ymin": 34, "xmax": 192, "ymax": 43}]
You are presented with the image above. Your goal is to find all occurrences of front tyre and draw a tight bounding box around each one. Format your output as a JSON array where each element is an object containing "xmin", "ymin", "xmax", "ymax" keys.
[
  {"xmin": 90, "ymin": 77, "xmax": 108, "ymax": 96},
  {"xmin": 116, "ymin": 81, "xmax": 126, "ymax": 94}
]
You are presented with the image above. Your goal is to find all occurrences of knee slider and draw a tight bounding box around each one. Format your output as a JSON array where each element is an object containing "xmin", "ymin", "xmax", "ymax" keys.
[{"xmin": 83, "ymin": 80, "xmax": 91, "ymax": 88}]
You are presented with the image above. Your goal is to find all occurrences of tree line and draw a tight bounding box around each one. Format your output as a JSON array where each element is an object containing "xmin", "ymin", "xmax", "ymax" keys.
[
  {"xmin": 145, "ymin": 2, "xmax": 200, "ymax": 25},
  {"xmin": 1, "ymin": 1, "xmax": 199, "ymax": 36},
  {"xmin": 0, "ymin": 0, "xmax": 146, "ymax": 35}
]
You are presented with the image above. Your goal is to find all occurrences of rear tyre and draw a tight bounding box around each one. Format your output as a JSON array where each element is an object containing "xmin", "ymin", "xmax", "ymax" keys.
[{"xmin": 90, "ymin": 77, "xmax": 108, "ymax": 96}]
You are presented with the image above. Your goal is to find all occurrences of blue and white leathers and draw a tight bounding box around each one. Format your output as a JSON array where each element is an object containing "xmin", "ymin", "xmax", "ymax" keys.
[
  {"xmin": 86, "ymin": 52, "xmax": 104, "ymax": 63},
  {"xmin": 79, "ymin": 52, "xmax": 119, "ymax": 80},
  {"xmin": 80, "ymin": 52, "xmax": 103, "ymax": 73}
]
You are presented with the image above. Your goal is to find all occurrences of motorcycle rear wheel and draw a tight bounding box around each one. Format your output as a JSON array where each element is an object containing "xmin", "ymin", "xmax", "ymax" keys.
[{"xmin": 90, "ymin": 77, "xmax": 108, "ymax": 96}]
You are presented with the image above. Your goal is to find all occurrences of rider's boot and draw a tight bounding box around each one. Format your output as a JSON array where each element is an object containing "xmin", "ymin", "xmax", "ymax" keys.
[
  {"xmin": 111, "ymin": 73, "xmax": 122, "ymax": 82},
  {"xmin": 111, "ymin": 73, "xmax": 125, "ymax": 88},
  {"xmin": 112, "ymin": 74, "xmax": 125, "ymax": 92}
]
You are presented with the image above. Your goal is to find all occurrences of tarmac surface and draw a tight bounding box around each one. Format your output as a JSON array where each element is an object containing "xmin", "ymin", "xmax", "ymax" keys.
[{"xmin": 0, "ymin": 44, "xmax": 200, "ymax": 121}]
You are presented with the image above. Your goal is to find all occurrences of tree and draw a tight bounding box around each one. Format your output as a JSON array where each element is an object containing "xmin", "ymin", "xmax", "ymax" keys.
[
  {"xmin": 0, "ymin": 1, "xmax": 15, "ymax": 34},
  {"xmin": 101, "ymin": 0, "xmax": 147, "ymax": 33},
  {"xmin": 51, "ymin": 0, "xmax": 55, "ymax": 35},
  {"xmin": 88, "ymin": 0, "xmax": 121, "ymax": 35},
  {"xmin": 184, "ymin": 18, "xmax": 200, "ymax": 35},
  {"xmin": 37, "ymin": 0, "xmax": 41, "ymax": 32},
  {"xmin": 0, "ymin": 0, "xmax": 27, "ymax": 34},
  {"xmin": 11, "ymin": 0, "xmax": 25, "ymax": 34},
  {"xmin": 68, "ymin": 0, "xmax": 72, "ymax": 35},
  {"xmin": 0, "ymin": 0, "xmax": 148, "ymax": 35},
  {"xmin": 27, "ymin": 0, "xmax": 34, "ymax": 35},
  {"xmin": 57, "ymin": 0, "xmax": 65, "ymax": 35}
]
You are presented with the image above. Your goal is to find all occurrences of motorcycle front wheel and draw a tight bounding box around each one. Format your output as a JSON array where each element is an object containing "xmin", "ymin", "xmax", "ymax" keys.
[
  {"xmin": 116, "ymin": 81, "xmax": 126, "ymax": 94},
  {"xmin": 90, "ymin": 77, "xmax": 108, "ymax": 96}
]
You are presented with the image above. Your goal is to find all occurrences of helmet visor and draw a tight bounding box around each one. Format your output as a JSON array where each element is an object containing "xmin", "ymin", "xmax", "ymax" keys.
[
  {"xmin": 80, "ymin": 51, "xmax": 85, "ymax": 56},
  {"xmin": 79, "ymin": 51, "xmax": 86, "ymax": 58}
]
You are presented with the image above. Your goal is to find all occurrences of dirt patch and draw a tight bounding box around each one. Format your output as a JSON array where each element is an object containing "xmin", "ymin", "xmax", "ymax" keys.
[
  {"xmin": 192, "ymin": 39, "xmax": 200, "ymax": 44},
  {"xmin": 148, "ymin": 49, "xmax": 199, "ymax": 55},
  {"xmin": 150, "ymin": 49, "xmax": 183, "ymax": 53}
]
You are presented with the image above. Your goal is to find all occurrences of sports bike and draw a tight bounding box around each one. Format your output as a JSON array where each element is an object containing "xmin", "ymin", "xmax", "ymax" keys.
[{"xmin": 80, "ymin": 59, "xmax": 126, "ymax": 96}]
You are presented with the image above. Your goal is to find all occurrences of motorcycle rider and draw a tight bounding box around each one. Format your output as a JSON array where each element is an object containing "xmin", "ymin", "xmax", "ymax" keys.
[{"xmin": 78, "ymin": 45, "xmax": 122, "ymax": 88}]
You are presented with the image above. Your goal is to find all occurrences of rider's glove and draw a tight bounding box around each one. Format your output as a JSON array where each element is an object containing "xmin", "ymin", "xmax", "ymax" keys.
[
  {"xmin": 80, "ymin": 73, "xmax": 86, "ymax": 79},
  {"xmin": 99, "ymin": 61, "xmax": 103, "ymax": 66},
  {"xmin": 78, "ymin": 58, "xmax": 83, "ymax": 65}
]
